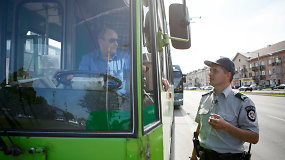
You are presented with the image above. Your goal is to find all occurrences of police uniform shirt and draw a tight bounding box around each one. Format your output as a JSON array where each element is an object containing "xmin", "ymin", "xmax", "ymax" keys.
[{"xmin": 195, "ymin": 85, "xmax": 259, "ymax": 153}]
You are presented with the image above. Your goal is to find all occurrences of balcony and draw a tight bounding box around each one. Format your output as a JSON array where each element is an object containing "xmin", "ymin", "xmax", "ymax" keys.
[
  {"xmin": 260, "ymin": 65, "xmax": 265, "ymax": 70},
  {"xmin": 252, "ymin": 67, "xmax": 258, "ymax": 71},
  {"xmin": 272, "ymin": 62, "xmax": 281, "ymax": 66},
  {"xmin": 241, "ymin": 68, "xmax": 247, "ymax": 72},
  {"xmin": 251, "ymin": 65, "xmax": 265, "ymax": 71},
  {"xmin": 252, "ymin": 75, "xmax": 266, "ymax": 81},
  {"xmin": 260, "ymin": 75, "xmax": 266, "ymax": 80}
]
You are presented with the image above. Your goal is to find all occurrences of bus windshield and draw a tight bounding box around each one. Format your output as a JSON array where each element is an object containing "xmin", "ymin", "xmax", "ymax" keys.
[
  {"xmin": 173, "ymin": 65, "xmax": 183, "ymax": 91},
  {"xmin": 0, "ymin": 0, "xmax": 132, "ymax": 134},
  {"xmin": 173, "ymin": 65, "xmax": 184, "ymax": 106},
  {"xmin": 173, "ymin": 71, "xmax": 182, "ymax": 88}
]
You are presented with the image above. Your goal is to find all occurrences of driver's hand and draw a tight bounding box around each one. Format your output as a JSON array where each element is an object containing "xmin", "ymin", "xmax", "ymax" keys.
[
  {"xmin": 54, "ymin": 70, "xmax": 74, "ymax": 82},
  {"xmin": 162, "ymin": 78, "xmax": 169, "ymax": 91}
]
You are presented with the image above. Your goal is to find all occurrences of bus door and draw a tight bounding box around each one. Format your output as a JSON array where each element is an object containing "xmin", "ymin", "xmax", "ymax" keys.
[{"xmin": 141, "ymin": 0, "xmax": 175, "ymax": 159}]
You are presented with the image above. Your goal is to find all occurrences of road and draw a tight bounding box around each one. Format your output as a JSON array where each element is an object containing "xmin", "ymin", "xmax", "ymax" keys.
[{"xmin": 174, "ymin": 90, "xmax": 285, "ymax": 160}]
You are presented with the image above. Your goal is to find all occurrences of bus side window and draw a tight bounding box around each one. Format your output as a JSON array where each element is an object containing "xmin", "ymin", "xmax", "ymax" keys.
[
  {"xmin": 156, "ymin": 0, "xmax": 168, "ymax": 86},
  {"xmin": 141, "ymin": 3, "xmax": 159, "ymax": 127},
  {"xmin": 11, "ymin": 2, "xmax": 62, "ymax": 88}
]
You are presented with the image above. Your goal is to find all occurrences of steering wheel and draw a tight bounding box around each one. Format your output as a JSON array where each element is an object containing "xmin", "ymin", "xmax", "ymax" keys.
[{"xmin": 55, "ymin": 70, "xmax": 122, "ymax": 91}]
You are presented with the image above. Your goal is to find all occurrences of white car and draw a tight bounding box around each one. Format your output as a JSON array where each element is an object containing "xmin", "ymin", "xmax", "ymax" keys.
[{"xmin": 204, "ymin": 86, "xmax": 213, "ymax": 90}]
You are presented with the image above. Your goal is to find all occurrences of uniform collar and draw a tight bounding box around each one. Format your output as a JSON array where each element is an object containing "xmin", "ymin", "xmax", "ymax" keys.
[
  {"xmin": 213, "ymin": 85, "xmax": 232, "ymax": 98},
  {"xmin": 221, "ymin": 85, "xmax": 233, "ymax": 98}
]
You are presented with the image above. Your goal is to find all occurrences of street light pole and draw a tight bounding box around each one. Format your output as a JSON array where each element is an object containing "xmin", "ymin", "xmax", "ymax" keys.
[{"xmin": 190, "ymin": 16, "xmax": 201, "ymax": 23}]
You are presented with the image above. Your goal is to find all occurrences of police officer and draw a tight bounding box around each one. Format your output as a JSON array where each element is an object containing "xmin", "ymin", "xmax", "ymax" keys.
[{"xmin": 190, "ymin": 57, "xmax": 259, "ymax": 160}]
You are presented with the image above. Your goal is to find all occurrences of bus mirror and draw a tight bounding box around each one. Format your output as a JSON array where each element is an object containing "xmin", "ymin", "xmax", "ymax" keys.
[{"xmin": 169, "ymin": 3, "xmax": 191, "ymax": 49}]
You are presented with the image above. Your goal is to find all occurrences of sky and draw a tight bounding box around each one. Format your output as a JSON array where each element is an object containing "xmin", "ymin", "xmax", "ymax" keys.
[{"xmin": 169, "ymin": 0, "xmax": 285, "ymax": 73}]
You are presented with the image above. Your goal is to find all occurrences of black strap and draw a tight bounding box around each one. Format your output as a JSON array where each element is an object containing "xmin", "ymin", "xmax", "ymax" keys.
[{"xmin": 248, "ymin": 143, "xmax": 252, "ymax": 153}]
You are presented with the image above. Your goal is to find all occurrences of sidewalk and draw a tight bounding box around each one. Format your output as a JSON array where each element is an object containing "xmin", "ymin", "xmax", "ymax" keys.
[{"xmin": 233, "ymin": 88, "xmax": 285, "ymax": 93}]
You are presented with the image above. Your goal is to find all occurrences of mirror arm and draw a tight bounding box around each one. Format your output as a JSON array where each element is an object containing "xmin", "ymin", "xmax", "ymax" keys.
[
  {"xmin": 157, "ymin": 32, "xmax": 171, "ymax": 52},
  {"xmin": 169, "ymin": 36, "xmax": 189, "ymax": 42}
]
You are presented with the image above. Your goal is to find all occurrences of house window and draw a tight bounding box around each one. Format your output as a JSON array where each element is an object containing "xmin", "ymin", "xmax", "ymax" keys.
[
  {"xmin": 262, "ymin": 71, "xmax": 265, "ymax": 75},
  {"xmin": 255, "ymin": 62, "xmax": 258, "ymax": 67},
  {"xmin": 249, "ymin": 64, "xmax": 252, "ymax": 69},
  {"xmin": 268, "ymin": 59, "xmax": 271, "ymax": 65},
  {"xmin": 249, "ymin": 72, "xmax": 252, "ymax": 77},
  {"xmin": 261, "ymin": 61, "xmax": 264, "ymax": 66},
  {"xmin": 277, "ymin": 68, "xmax": 280, "ymax": 74},
  {"xmin": 268, "ymin": 70, "xmax": 272, "ymax": 75},
  {"xmin": 273, "ymin": 68, "xmax": 275, "ymax": 73}
]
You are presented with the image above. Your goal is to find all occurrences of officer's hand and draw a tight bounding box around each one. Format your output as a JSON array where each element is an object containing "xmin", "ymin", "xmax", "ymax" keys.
[
  {"xmin": 190, "ymin": 156, "xmax": 198, "ymax": 160},
  {"xmin": 208, "ymin": 114, "xmax": 229, "ymax": 130}
]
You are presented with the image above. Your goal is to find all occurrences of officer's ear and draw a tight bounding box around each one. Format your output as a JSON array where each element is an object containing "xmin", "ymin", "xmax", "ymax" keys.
[{"xmin": 227, "ymin": 71, "xmax": 232, "ymax": 82}]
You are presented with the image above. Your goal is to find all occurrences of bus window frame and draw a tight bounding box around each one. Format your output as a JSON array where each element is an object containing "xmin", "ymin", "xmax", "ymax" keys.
[
  {"xmin": 0, "ymin": 0, "xmax": 8, "ymax": 82},
  {"xmin": 141, "ymin": 0, "xmax": 163, "ymax": 135},
  {"xmin": 0, "ymin": 0, "xmax": 138, "ymax": 138},
  {"xmin": 12, "ymin": 0, "xmax": 64, "ymax": 80}
]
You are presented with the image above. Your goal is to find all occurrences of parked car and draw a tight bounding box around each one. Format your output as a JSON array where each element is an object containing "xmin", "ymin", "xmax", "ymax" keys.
[
  {"xmin": 188, "ymin": 87, "xmax": 197, "ymax": 90},
  {"xmin": 250, "ymin": 84, "xmax": 257, "ymax": 90},
  {"xmin": 204, "ymin": 86, "xmax": 213, "ymax": 90},
  {"xmin": 275, "ymin": 84, "xmax": 285, "ymax": 89},
  {"xmin": 239, "ymin": 86, "xmax": 253, "ymax": 91}
]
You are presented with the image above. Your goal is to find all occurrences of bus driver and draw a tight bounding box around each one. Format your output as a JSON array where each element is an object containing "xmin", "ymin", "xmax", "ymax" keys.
[{"xmin": 79, "ymin": 26, "xmax": 130, "ymax": 93}]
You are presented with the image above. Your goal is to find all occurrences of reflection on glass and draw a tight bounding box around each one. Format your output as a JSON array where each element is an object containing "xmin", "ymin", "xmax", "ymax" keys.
[{"xmin": 0, "ymin": 0, "xmax": 131, "ymax": 133}]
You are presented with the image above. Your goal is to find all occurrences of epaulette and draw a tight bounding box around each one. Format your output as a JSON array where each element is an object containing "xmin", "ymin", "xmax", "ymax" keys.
[
  {"xmin": 202, "ymin": 91, "xmax": 212, "ymax": 96},
  {"xmin": 235, "ymin": 92, "xmax": 248, "ymax": 101}
]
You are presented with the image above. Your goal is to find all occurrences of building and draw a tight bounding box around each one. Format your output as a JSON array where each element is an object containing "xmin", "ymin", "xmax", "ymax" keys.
[
  {"xmin": 186, "ymin": 67, "xmax": 210, "ymax": 88},
  {"xmin": 232, "ymin": 40, "xmax": 285, "ymax": 88},
  {"xmin": 232, "ymin": 53, "xmax": 253, "ymax": 88}
]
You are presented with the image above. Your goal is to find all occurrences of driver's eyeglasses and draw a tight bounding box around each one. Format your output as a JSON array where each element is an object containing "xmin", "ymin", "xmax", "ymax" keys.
[{"xmin": 106, "ymin": 38, "xmax": 118, "ymax": 43}]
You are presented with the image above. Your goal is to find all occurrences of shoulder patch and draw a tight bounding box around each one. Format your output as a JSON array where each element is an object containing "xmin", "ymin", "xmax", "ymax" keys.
[
  {"xmin": 202, "ymin": 91, "xmax": 212, "ymax": 96},
  {"xmin": 245, "ymin": 106, "xmax": 256, "ymax": 122},
  {"xmin": 235, "ymin": 92, "xmax": 248, "ymax": 101}
]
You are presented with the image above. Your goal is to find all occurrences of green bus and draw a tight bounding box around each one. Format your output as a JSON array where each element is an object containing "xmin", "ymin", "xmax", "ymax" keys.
[{"xmin": 0, "ymin": 0, "xmax": 190, "ymax": 159}]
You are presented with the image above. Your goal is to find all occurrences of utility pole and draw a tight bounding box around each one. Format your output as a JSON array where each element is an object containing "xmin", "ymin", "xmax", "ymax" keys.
[{"xmin": 257, "ymin": 53, "xmax": 261, "ymax": 90}]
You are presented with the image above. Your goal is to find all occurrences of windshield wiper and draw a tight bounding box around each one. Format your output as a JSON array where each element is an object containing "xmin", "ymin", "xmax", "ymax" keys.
[
  {"xmin": 0, "ymin": 107, "xmax": 22, "ymax": 156},
  {"xmin": 0, "ymin": 123, "xmax": 22, "ymax": 156}
]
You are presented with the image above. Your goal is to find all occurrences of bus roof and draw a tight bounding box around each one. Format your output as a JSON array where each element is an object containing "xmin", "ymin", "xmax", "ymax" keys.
[{"xmin": 173, "ymin": 65, "xmax": 182, "ymax": 72}]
